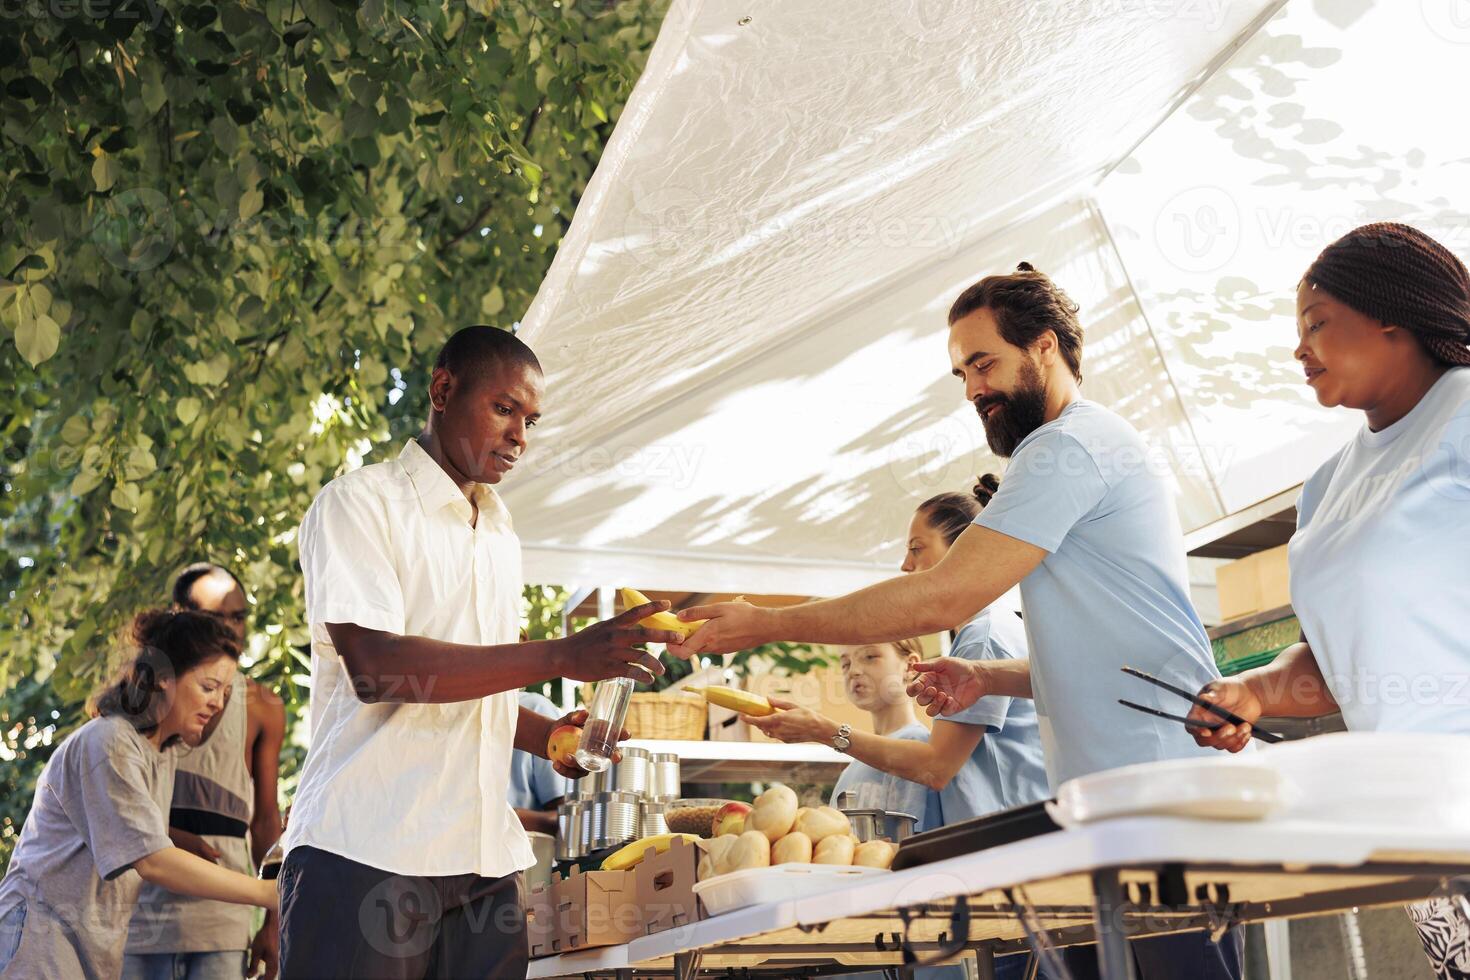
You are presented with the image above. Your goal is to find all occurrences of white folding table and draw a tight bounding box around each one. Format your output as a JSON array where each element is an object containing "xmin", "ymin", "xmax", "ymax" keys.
[{"xmin": 527, "ymin": 816, "xmax": 1470, "ymax": 979}]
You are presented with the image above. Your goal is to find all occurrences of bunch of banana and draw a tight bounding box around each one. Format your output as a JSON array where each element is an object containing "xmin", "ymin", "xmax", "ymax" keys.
[
  {"xmin": 620, "ymin": 587, "xmax": 706, "ymax": 639},
  {"xmin": 599, "ymin": 833, "xmax": 700, "ymax": 871}
]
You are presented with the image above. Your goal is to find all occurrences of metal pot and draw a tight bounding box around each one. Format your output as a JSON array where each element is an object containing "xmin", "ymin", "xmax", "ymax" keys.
[{"xmin": 840, "ymin": 803, "xmax": 918, "ymax": 844}]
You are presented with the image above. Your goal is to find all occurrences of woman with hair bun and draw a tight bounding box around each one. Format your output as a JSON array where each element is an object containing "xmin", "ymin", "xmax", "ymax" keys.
[
  {"xmin": 742, "ymin": 477, "xmax": 1049, "ymax": 979},
  {"xmin": 0, "ymin": 609, "xmax": 279, "ymax": 978},
  {"xmin": 1186, "ymin": 222, "xmax": 1470, "ymax": 979}
]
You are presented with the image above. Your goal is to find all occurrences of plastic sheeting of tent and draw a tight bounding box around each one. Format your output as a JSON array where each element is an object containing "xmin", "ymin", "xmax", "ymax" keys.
[{"xmin": 501, "ymin": 0, "xmax": 1470, "ymax": 597}]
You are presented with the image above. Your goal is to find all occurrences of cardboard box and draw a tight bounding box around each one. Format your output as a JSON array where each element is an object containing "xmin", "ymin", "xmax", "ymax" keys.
[
  {"xmin": 634, "ymin": 836, "xmax": 702, "ymax": 935},
  {"xmin": 549, "ymin": 866, "xmax": 642, "ymax": 953},
  {"xmin": 526, "ymin": 881, "xmax": 556, "ymax": 959},
  {"xmin": 1216, "ymin": 544, "xmax": 1291, "ymax": 622}
]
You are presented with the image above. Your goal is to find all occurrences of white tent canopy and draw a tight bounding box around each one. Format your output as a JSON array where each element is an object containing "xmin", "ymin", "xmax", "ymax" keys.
[{"xmin": 503, "ymin": 0, "xmax": 1470, "ymax": 596}]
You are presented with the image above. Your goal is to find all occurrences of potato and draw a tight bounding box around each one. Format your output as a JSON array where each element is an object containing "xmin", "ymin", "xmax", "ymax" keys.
[
  {"xmin": 697, "ymin": 834, "xmax": 741, "ymax": 881},
  {"xmin": 792, "ymin": 805, "xmax": 851, "ymax": 844},
  {"xmin": 729, "ymin": 830, "xmax": 772, "ymax": 871},
  {"xmin": 853, "ymin": 839, "xmax": 897, "ymax": 869},
  {"xmin": 748, "ymin": 785, "xmax": 799, "ymax": 842},
  {"xmin": 812, "ymin": 833, "xmax": 856, "ymax": 866},
  {"xmin": 772, "ymin": 831, "xmax": 813, "ymax": 865}
]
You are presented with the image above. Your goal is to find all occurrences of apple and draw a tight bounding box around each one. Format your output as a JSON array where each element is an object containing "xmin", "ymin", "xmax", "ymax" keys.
[
  {"xmin": 546, "ymin": 724, "xmax": 581, "ymax": 768},
  {"xmin": 711, "ymin": 801, "xmax": 752, "ymax": 837}
]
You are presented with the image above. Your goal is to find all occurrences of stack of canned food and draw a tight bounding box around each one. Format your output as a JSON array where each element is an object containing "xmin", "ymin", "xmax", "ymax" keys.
[{"xmin": 554, "ymin": 749, "xmax": 682, "ymax": 861}]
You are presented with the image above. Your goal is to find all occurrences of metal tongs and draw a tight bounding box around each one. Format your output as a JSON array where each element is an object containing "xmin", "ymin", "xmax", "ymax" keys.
[{"xmin": 1118, "ymin": 665, "xmax": 1284, "ymax": 744}]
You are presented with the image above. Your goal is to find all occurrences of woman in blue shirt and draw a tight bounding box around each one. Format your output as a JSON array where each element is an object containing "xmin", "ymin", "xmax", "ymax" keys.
[
  {"xmin": 744, "ymin": 478, "xmax": 1050, "ymax": 979},
  {"xmin": 1187, "ymin": 223, "xmax": 1470, "ymax": 980},
  {"xmin": 745, "ymin": 478, "xmax": 1048, "ymax": 822}
]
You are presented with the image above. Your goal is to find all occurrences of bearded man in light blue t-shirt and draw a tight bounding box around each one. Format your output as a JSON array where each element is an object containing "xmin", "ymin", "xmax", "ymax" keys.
[{"xmin": 666, "ymin": 263, "xmax": 1240, "ymax": 980}]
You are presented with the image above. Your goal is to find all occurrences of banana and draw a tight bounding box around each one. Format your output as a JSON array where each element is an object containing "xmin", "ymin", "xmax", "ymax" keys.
[
  {"xmin": 685, "ymin": 684, "xmax": 775, "ymax": 717},
  {"xmin": 620, "ymin": 587, "xmax": 706, "ymax": 639},
  {"xmin": 599, "ymin": 833, "xmax": 700, "ymax": 871}
]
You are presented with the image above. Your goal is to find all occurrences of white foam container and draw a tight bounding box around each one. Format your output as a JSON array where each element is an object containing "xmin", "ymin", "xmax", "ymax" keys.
[
  {"xmin": 1258, "ymin": 732, "xmax": 1470, "ymax": 832},
  {"xmin": 1053, "ymin": 756, "xmax": 1284, "ymax": 826},
  {"xmin": 692, "ymin": 864, "xmax": 890, "ymax": 916}
]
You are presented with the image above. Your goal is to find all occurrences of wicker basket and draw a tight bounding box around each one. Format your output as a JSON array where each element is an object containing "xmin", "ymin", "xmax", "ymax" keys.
[{"xmin": 625, "ymin": 690, "xmax": 706, "ymax": 740}]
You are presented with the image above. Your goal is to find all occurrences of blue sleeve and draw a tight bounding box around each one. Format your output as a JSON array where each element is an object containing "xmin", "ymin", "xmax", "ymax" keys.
[
  {"xmin": 529, "ymin": 755, "xmax": 571, "ymax": 808},
  {"xmin": 942, "ymin": 620, "xmax": 1012, "ymax": 733},
  {"xmin": 974, "ymin": 430, "xmax": 1108, "ymax": 552}
]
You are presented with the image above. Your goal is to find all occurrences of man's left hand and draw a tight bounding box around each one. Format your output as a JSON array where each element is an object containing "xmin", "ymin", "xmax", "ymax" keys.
[
  {"xmin": 247, "ymin": 914, "xmax": 279, "ymax": 980},
  {"xmin": 548, "ymin": 708, "xmax": 631, "ymax": 780}
]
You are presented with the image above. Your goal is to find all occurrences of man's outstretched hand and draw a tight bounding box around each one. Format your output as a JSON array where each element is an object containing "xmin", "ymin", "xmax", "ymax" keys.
[
  {"xmin": 554, "ymin": 600, "xmax": 682, "ymax": 683},
  {"xmin": 665, "ymin": 599, "xmax": 776, "ymax": 658},
  {"xmin": 906, "ymin": 658, "xmax": 988, "ymax": 717}
]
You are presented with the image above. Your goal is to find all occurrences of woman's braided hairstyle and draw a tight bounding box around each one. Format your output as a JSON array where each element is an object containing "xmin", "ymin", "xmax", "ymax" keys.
[{"xmin": 1303, "ymin": 222, "xmax": 1470, "ymax": 367}]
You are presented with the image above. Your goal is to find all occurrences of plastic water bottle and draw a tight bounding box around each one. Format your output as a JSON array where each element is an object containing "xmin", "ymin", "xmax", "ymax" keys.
[
  {"xmin": 257, "ymin": 837, "xmax": 283, "ymax": 880},
  {"xmin": 574, "ymin": 676, "xmax": 633, "ymax": 772}
]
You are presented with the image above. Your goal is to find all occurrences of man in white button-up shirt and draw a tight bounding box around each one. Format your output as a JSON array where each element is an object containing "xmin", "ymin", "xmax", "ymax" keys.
[{"xmin": 278, "ymin": 327, "xmax": 679, "ymax": 979}]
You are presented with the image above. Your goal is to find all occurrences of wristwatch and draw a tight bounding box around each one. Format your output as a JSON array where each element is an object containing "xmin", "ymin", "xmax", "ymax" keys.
[{"xmin": 831, "ymin": 723, "xmax": 852, "ymax": 754}]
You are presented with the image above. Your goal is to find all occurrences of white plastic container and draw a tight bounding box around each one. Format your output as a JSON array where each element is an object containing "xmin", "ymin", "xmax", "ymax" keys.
[
  {"xmin": 1259, "ymin": 732, "xmax": 1470, "ymax": 832},
  {"xmin": 693, "ymin": 863, "xmax": 890, "ymax": 916},
  {"xmin": 1053, "ymin": 756, "xmax": 1284, "ymax": 826}
]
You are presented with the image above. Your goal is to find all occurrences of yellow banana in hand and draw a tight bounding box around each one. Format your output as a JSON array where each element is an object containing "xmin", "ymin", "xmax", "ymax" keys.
[
  {"xmin": 599, "ymin": 833, "xmax": 700, "ymax": 871},
  {"xmin": 685, "ymin": 684, "xmax": 775, "ymax": 717},
  {"xmin": 621, "ymin": 587, "xmax": 706, "ymax": 639}
]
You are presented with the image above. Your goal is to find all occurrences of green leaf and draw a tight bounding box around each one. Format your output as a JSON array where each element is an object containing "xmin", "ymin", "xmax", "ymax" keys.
[
  {"xmin": 29, "ymin": 198, "xmax": 63, "ymax": 243},
  {"xmin": 305, "ymin": 65, "xmax": 337, "ymax": 112},
  {"xmin": 15, "ymin": 311, "xmax": 60, "ymax": 366},
  {"xmin": 110, "ymin": 481, "xmax": 141, "ymax": 511},
  {"xmin": 123, "ymin": 445, "xmax": 157, "ymax": 481},
  {"xmin": 91, "ymin": 155, "xmax": 119, "ymax": 193},
  {"xmin": 69, "ymin": 469, "xmax": 104, "ymax": 496},
  {"xmin": 176, "ymin": 397, "xmax": 202, "ymax": 425},
  {"xmin": 481, "ymin": 285, "xmax": 505, "ymax": 316},
  {"xmin": 239, "ymin": 189, "xmax": 264, "ymax": 220},
  {"xmin": 60, "ymin": 415, "xmax": 91, "ymax": 445}
]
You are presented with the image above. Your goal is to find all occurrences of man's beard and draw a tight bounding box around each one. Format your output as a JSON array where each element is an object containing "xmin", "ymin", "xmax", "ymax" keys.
[{"xmin": 975, "ymin": 360, "xmax": 1048, "ymax": 458}]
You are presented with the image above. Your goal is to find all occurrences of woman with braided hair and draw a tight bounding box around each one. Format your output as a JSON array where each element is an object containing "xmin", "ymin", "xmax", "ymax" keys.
[{"xmin": 1186, "ymin": 222, "xmax": 1470, "ymax": 979}]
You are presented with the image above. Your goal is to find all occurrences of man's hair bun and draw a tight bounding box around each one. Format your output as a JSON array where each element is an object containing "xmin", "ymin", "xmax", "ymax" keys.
[{"xmin": 1016, "ymin": 261, "xmax": 1036, "ymax": 272}]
